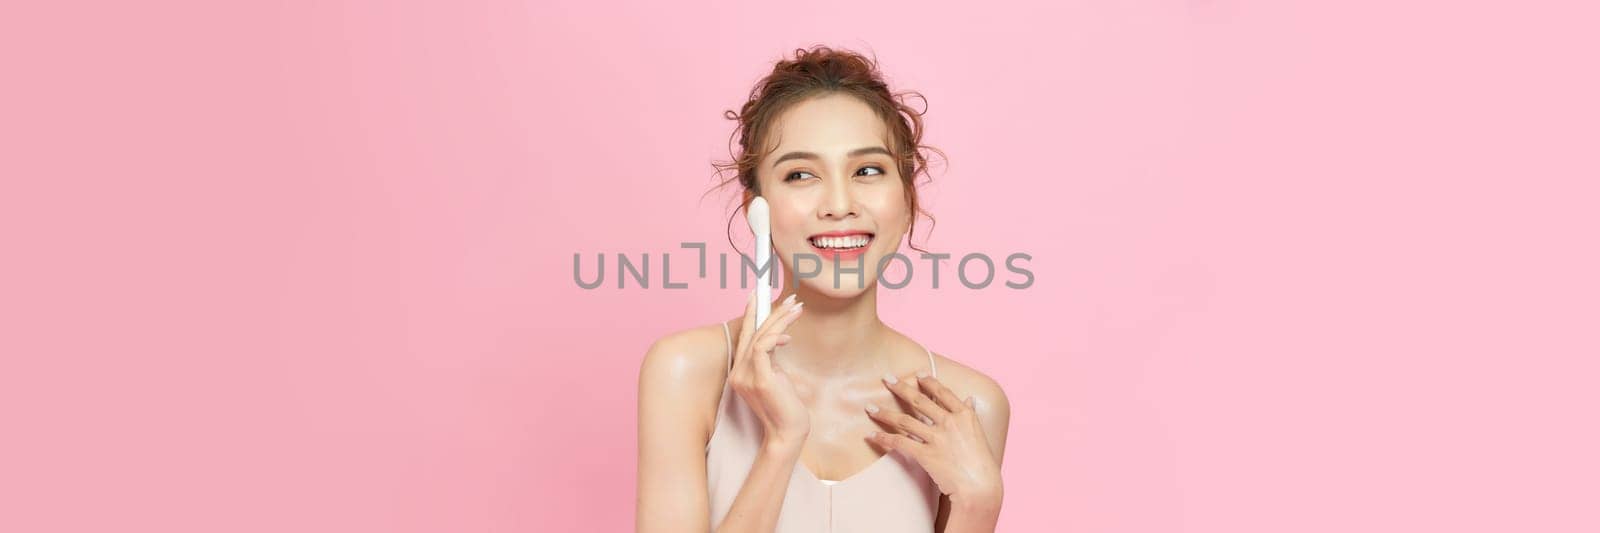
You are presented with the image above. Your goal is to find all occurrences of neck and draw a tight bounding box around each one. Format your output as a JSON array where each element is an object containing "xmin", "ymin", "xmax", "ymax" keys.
[{"xmin": 770, "ymin": 282, "xmax": 892, "ymax": 380}]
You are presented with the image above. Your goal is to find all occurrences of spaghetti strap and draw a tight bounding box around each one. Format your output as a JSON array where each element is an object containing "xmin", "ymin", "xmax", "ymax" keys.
[
  {"xmin": 721, "ymin": 322, "xmax": 733, "ymax": 374},
  {"xmin": 926, "ymin": 347, "xmax": 937, "ymax": 379}
]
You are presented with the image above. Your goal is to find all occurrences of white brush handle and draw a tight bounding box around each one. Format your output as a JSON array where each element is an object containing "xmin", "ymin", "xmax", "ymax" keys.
[{"xmin": 754, "ymin": 232, "xmax": 771, "ymax": 329}]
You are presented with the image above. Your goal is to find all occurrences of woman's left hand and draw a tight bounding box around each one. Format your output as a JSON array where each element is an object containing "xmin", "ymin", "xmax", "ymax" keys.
[{"xmin": 865, "ymin": 372, "xmax": 1003, "ymax": 505}]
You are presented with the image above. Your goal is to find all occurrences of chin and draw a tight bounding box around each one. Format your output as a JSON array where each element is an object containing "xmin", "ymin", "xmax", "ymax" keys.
[
  {"xmin": 785, "ymin": 252, "xmax": 883, "ymax": 298},
  {"xmin": 799, "ymin": 272, "xmax": 876, "ymax": 298}
]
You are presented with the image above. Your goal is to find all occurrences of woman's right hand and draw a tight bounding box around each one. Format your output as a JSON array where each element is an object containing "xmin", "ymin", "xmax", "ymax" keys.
[{"xmin": 729, "ymin": 291, "xmax": 810, "ymax": 448}]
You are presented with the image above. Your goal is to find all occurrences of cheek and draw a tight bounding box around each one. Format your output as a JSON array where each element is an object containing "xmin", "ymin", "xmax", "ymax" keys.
[
  {"xmin": 767, "ymin": 197, "xmax": 811, "ymax": 242},
  {"xmin": 863, "ymin": 189, "xmax": 911, "ymax": 228}
]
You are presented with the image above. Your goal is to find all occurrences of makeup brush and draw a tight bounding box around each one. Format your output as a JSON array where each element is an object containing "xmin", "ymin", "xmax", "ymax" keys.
[{"xmin": 746, "ymin": 196, "xmax": 772, "ymax": 328}]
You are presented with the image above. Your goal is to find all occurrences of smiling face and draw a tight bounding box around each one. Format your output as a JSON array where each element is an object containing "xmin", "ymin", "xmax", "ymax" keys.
[{"xmin": 754, "ymin": 93, "xmax": 912, "ymax": 297}]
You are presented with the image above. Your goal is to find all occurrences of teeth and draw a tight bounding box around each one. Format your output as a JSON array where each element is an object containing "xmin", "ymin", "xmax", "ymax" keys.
[{"xmin": 810, "ymin": 235, "xmax": 871, "ymax": 249}]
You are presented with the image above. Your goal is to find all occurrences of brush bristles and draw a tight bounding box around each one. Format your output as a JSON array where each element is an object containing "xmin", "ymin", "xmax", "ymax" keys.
[{"xmin": 746, "ymin": 197, "xmax": 770, "ymax": 236}]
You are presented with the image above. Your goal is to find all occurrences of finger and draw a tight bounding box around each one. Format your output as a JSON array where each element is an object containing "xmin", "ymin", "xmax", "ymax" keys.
[
  {"xmin": 865, "ymin": 404, "xmax": 935, "ymax": 442},
  {"xmin": 749, "ymin": 299, "xmax": 803, "ymax": 373},
  {"xmin": 882, "ymin": 373, "xmax": 950, "ymax": 423},
  {"xmin": 750, "ymin": 329, "xmax": 790, "ymax": 365},
  {"xmin": 752, "ymin": 293, "xmax": 800, "ymax": 341},
  {"xmin": 915, "ymin": 375, "xmax": 967, "ymax": 414},
  {"xmin": 867, "ymin": 430, "xmax": 928, "ymax": 462},
  {"xmin": 736, "ymin": 290, "xmax": 758, "ymax": 364},
  {"xmin": 749, "ymin": 295, "xmax": 802, "ymax": 358}
]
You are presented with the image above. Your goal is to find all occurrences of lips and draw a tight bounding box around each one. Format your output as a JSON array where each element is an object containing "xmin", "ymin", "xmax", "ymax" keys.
[{"xmin": 807, "ymin": 231, "xmax": 874, "ymax": 262}]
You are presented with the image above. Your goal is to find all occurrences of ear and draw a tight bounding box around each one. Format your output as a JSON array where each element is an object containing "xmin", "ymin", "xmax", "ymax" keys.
[{"xmin": 745, "ymin": 176, "xmax": 764, "ymax": 200}]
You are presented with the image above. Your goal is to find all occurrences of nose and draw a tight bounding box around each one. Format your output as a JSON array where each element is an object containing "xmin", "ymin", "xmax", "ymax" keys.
[{"xmin": 817, "ymin": 177, "xmax": 858, "ymax": 220}]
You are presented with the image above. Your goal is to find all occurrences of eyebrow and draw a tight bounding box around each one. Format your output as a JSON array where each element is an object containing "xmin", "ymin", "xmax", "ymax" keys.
[{"xmin": 770, "ymin": 146, "xmax": 893, "ymax": 169}]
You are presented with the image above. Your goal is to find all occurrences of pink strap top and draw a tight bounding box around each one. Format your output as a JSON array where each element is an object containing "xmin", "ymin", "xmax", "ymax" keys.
[{"xmin": 706, "ymin": 322, "xmax": 941, "ymax": 532}]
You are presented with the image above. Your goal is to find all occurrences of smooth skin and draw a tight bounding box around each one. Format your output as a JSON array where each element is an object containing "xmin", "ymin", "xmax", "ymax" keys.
[{"xmin": 637, "ymin": 94, "xmax": 1011, "ymax": 533}]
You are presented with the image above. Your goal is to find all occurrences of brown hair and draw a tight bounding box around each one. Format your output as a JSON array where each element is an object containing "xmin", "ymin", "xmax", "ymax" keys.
[{"xmin": 709, "ymin": 45, "xmax": 944, "ymax": 254}]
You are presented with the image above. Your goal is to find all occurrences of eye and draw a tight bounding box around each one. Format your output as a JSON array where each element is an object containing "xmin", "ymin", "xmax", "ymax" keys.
[
  {"xmin": 856, "ymin": 165, "xmax": 885, "ymax": 178},
  {"xmin": 784, "ymin": 170, "xmax": 816, "ymax": 182}
]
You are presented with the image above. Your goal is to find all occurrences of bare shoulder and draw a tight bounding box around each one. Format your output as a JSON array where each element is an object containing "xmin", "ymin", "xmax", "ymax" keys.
[
  {"xmin": 639, "ymin": 321, "xmax": 733, "ymax": 384},
  {"xmin": 637, "ymin": 320, "xmax": 737, "ymax": 440},
  {"xmin": 928, "ymin": 352, "xmax": 1011, "ymax": 417}
]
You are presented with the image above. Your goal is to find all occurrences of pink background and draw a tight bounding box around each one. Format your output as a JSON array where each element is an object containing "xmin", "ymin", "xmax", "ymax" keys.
[{"xmin": 4, "ymin": 1, "xmax": 1598, "ymax": 532}]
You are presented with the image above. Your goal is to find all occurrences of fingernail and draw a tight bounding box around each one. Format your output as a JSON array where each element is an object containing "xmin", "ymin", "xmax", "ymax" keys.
[
  {"xmin": 866, "ymin": 430, "xmax": 879, "ymax": 439},
  {"xmin": 882, "ymin": 373, "xmax": 897, "ymax": 384},
  {"xmin": 865, "ymin": 404, "xmax": 879, "ymax": 414},
  {"xmin": 915, "ymin": 371, "xmax": 929, "ymax": 379},
  {"xmin": 791, "ymin": 302, "xmax": 804, "ymax": 313},
  {"xmin": 783, "ymin": 294, "xmax": 797, "ymax": 306}
]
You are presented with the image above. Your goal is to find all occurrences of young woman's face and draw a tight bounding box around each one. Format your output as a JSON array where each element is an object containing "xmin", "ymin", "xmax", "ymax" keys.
[{"xmin": 756, "ymin": 93, "xmax": 911, "ymax": 297}]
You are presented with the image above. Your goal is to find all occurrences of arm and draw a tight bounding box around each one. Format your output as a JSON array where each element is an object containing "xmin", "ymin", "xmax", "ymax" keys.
[
  {"xmin": 635, "ymin": 332, "xmax": 807, "ymax": 533},
  {"xmin": 712, "ymin": 437, "xmax": 805, "ymax": 533},
  {"xmin": 636, "ymin": 336, "xmax": 717, "ymax": 533}
]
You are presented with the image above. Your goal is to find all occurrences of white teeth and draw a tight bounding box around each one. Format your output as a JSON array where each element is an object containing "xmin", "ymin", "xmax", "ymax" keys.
[{"xmin": 810, "ymin": 235, "xmax": 871, "ymax": 249}]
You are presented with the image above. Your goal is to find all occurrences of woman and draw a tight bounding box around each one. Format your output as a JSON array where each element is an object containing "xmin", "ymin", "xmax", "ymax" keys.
[{"xmin": 637, "ymin": 46, "xmax": 1010, "ymax": 533}]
